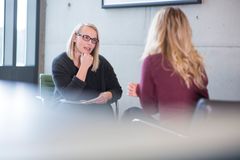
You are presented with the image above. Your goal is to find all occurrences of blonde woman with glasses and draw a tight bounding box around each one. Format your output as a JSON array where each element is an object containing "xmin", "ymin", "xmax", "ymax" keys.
[
  {"xmin": 125, "ymin": 7, "xmax": 209, "ymax": 127},
  {"xmin": 52, "ymin": 23, "xmax": 122, "ymax": 119}
]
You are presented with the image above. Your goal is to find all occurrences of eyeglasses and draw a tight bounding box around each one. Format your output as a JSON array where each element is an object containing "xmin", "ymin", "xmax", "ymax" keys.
[{"xmin": 75, "ymin": 33, "xmax": 98, "ymax": 44}]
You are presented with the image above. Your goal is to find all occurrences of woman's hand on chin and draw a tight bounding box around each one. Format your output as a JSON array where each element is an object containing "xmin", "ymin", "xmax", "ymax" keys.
[{"xmin": 80, "ymin": 53, "xmax": 93, "ymax": 69}]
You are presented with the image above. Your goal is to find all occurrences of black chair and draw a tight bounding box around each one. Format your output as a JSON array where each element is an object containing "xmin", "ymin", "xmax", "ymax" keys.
[
  {"xmin": 122, "ymin": 107, "xmax": 188, "ymax": 138},
  {"xmin": 192, "ymin": 98, "xmax": 240, "ymax": 126},
  {"xmin": 126, "ymin": 98, "xmax": 240, "ymax": 138}
]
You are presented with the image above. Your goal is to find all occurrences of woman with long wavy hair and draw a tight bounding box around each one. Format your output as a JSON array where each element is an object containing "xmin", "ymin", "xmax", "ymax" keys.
[{"xmin": 126, "ymin": 7, "xmax": 209, "ymax": 127}]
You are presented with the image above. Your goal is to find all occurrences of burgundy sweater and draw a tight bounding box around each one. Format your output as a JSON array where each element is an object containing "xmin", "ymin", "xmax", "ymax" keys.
[{"xmin": 136, "ymin": 54, "xmax": 209, "ymax": 121}]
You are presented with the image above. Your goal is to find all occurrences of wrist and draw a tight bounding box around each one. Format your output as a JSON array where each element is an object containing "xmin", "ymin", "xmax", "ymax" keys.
[
  {"xmin": 80, "ymin": 64, "xmax": 89, "ymax": 71},
  {"xmin": 76, "ymin": 66, "xmax": 88, "ymax": 81}
]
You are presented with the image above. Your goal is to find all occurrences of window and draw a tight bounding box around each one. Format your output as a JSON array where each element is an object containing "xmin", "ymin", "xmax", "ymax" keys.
[
  {"xmin": 0, "ymin": 0, "xmax": 4, "ymax": 66},
  {"xmin": 0, "ymin": 0, "xmax": 39, "ymax": 83},
  {"xmin": 16, "ymin": 0, "xmax": 27, "ymax": 66}
]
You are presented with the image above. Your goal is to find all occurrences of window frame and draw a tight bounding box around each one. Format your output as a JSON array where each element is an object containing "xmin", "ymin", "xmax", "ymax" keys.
[{"xmin": 0, "ymin": 0, "xmax": 40, "ymax": 83}]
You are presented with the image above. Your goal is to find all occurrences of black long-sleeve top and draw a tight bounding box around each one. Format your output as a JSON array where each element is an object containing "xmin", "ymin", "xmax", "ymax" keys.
[{"xmin": 52, "ymin": 52, "xmax": 122, "ymax": 104}]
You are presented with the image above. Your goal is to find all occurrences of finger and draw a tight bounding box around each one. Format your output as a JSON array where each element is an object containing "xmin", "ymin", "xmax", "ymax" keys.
[
  {"xmin": 128, "ymin": 85, "xmax": 134, "ymax": 91},
  {"xmin": 128, "ymin": 84, "xmax": 136, "ymax": 91},
  {"xmin": 128, "ymin": 83, "xmax": 133, "ymax": 88},
  {"xmin": 94, "ymin": 96, "xmax": 106, "ymax": 104},
  {"xmin": 95, "ymin": 98, "xmax": 106, "ymax": 104},
  {"xmin": 127, "ymin": 91, "xmax": 133, "ymax": 96},
  {"xmin": 127, "ymin": 85, "xmax": 132, "ymax": 90}
]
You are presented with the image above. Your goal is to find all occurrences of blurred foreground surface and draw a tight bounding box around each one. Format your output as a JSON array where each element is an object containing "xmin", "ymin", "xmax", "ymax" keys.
[{"xmin": 0, "ymin": 80, "xmax": 240, "ymax": 160}]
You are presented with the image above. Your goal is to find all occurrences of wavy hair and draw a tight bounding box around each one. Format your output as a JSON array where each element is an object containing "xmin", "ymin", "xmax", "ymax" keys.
[
  {"xmin": 66, "ymin": 23, "xmax": 100, "ymax": 71},
  {"xmin": 142, "ymin": 7, "xmax": 206, "ymax": 89}
]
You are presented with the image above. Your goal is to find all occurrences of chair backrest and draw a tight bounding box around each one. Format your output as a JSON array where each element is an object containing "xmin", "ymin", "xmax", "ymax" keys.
[
  {"xmin": 39, "ymin": 73, "xmax": 55, "ymax": 101},
  {"xmin": 195, "ymin": 98, "xmax": 240, "ymax": 114},
  {"xmin": 192, "ymin": 98, "xmax": 240, "ymax": 125}
]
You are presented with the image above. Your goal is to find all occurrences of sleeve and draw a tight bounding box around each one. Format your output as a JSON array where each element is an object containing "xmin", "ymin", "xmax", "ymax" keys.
[
  {"xmin": 52, "ymin": 57, "xmax": 87, "ymax": 100},
  {"xmin": 137, "ymin": 57, "xmax": 158, "ymax": 115},
  {"xmin": 103, "ymin": 59, "xmax": 123, "ymax": 104}
]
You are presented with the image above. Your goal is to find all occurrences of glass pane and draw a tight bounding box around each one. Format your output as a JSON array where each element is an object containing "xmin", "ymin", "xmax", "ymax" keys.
[
  {"xmin": 26, "ymin": 0, "xmax": 37, "ymax": 66},
  {"xmin": 0, "ymin": 0, "xmax": 4, "ymax": 66},
  {"xmin": 16, "ymin": 0, "xmax": 27, "ymax": 66}
]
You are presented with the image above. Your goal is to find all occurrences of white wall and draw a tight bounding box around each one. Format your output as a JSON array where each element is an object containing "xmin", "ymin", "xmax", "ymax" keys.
[{"xmin": 44, "ymin": 0, "xmax": 240, "ymax": 114}]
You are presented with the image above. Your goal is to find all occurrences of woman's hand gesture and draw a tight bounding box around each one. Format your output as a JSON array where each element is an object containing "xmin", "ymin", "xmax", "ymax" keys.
[{"xmin": 127, "ymin": 82, "xmax": 138, "ymax": 97}]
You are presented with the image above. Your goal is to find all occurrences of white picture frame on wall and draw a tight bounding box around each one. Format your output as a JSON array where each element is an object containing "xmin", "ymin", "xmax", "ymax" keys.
[{"xmin": 102, "ymin": 0, "xmax": 202, "ymax": 8}]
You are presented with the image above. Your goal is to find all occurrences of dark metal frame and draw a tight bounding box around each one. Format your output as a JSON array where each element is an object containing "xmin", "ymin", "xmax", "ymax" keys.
[{"xmin": 102, "ymin": 0, "xmax": 202, "ymax": 8}]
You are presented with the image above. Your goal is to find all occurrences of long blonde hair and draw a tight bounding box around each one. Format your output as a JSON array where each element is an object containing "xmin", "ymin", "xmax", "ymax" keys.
[
  {"xmin": 66, "ymin": 23, "xmax": 100, "ymax": 71},
  {"xmin": 142, "ymin": 7, "xmax": 206, "ymax": 89}
]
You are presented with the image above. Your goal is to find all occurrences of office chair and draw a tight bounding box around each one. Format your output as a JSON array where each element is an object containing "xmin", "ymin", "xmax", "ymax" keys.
[
  {"xmin": 122, "ymin": 107, "xmax": 188, "ymax": 138},
  {"xmin": 38, "ymin": 73, "xmax": 55, "ymax": 102},
  {"xmin": 192, "ymin": 98, "xmax": 240, "ymax": 126},
  {"xmin": 38, "ymin": 73, "xmax": 119, "ymax": 119}
]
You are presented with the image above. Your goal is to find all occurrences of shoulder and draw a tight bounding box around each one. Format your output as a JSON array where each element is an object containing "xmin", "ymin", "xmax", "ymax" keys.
[
  {"xmin": 143, "ymin": 53, "xmax": 163, "ymax": 67},
  {"xmin": 53, "ymin": 52, "xmax": 71, "ymax": 65},
  {"xmin": 145, "ymin": 53, "xmax": 163, "ymax": 61},
  {"xmin": 99, "ymin": 54, "xmax": 108, "ymax": 63},
  {"xmin": 53, "ymin": 52, "xmax": 68, "ymax": 61},
  {"xmin": 99, "ymin": 54, "xmax": 112, "ymax": 66},
  {"xmin": 142, "ymin": 53, "xmax": 172, "ymax": 75},
  {"xmin": 97, "ymin": 54, "xmax": 115, "ymax": 73},
  {"xmin": 144, "ymin": 53, "xmax": 172, "ymax": 68},
  {"xmin": 52, "ymin": 52, "xmax": 75, "ymax": 72}
]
